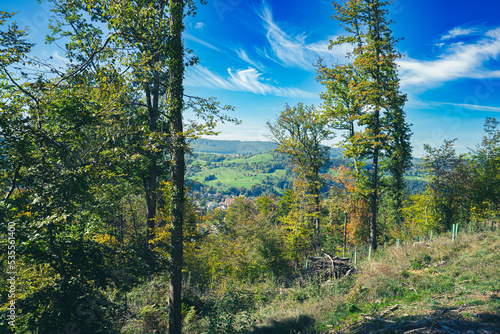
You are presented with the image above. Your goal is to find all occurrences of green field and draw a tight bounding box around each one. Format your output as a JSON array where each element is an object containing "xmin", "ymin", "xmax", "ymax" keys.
[
  {"xmin": 187, "ymin": 152, "xmax": 291, "ymax": 194},
  {"xmin": 187, "ymin": 151, "xmax": 428, "ymax": 195}
]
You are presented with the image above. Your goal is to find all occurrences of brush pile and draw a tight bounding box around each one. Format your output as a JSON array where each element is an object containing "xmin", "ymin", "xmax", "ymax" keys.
[{"xmin": 301, "ymin": 251, "xmax": 357, "ymax": 281}]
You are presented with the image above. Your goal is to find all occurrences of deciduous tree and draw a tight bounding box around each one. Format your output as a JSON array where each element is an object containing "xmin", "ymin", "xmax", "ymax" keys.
[
  {"xmin": 266, "ymin": 103, "xmax": 334, "ymax": 244},
  {"xmin": 320, "ymin": 0, "xmax": 412, "ymax": 250}
]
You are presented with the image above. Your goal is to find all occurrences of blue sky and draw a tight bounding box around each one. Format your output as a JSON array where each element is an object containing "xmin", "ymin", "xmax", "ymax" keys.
[{"xmin": 4, "ymin": 0, "xmax": 500, "ymax": 156}]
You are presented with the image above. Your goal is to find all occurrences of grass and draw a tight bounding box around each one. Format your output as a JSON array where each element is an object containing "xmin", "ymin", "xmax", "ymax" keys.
[
  {"xmin": 245, "ymin": 230, "xmax": 500, "ymax": 333},
  {"xmin": 188, "ymin": 152, "xmax": 289, "ymax": 192},
  {"xmin": 120, "ymin": 230, "xmax": 500, "ymax": 333},
  {"xmin": 195, "ymin": 168, "xmax": 287, "ymax": 188}
]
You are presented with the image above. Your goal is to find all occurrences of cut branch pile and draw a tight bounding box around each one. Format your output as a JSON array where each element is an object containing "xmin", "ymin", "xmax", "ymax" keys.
[
  {"xmin": 339, "ymin": 316, "xmax": 500, "ymax": 334},
  {"xmin": 301, "ymin": 251, "xmax": 357, "ymax": 281}
]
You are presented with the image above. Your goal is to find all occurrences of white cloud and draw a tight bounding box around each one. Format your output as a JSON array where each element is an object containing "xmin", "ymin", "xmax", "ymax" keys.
[
  {"xmin": 442, "ymin": 26, "xmax": 480, "ymax": 40},
  {"xmin": 184, "ymin": 32, "xmax": 221, "ymax": 51},
  {"xmin": 185, "ymin": 65, "xmax": 317, "ymax": 98},
  {"xmin": 41, "ymin": 50, "xmax": 69, "ymax": 67},
  {"xmin": 200, "ymin": 121, "xmax": 270, "ymax": 142},
  {"xmin": 398, "ymin": 27, "xmax": 500, "ymax": 90},
  {"xmin": 235, "ymin": 48, "xmax": 265, "ymax": 71},
  {"xmin": 195, "ymin": 22, "xmax": 205, "ymax": 31},
  {"xmin": 426, "ymin": 101, "xmax": 500, "ymax": 113},
  {"xmin": 258, "ymin": 3, "xmax": 350, "ymax": 70}
]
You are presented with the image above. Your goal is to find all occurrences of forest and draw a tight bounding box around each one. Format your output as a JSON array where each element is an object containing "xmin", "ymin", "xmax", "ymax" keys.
[{"xmin": 1, "ymin": 0, "xmax": 499, "ymax": 333}]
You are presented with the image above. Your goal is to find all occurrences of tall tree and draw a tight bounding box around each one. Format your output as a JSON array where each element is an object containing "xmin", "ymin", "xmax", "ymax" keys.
[
  {"xmin": 267, "ymin": 103, "xmax": 334, "ymax": 245},
  {"xmin": 320, "ymin": 0, "xmax": 412, "ymax": 250},
  {"xmin": 470, "ymin": 118, "xmax": 500, "ymax": 214},
  {"xmin": 383, "ymin": 103, "xmax": 413, "ymax": 227},
  {"xmin": 167, "ymin": 0, "xmax": 185, "ymax": 332},
  {"xmin": 424, "ymin": 140, "xmax": 473, "ymax": 230},
  {"xmin": 43, "ymin": 1, "xmax": 235, "ymax": 332}
]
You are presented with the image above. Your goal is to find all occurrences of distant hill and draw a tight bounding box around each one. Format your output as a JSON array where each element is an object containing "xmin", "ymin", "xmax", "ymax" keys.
[
  {"xmin": 190, "ymin": 138, "xmax": 277, "ymax": 155},
  {"xmin": 190, "ymin": 138, "xmax": 344, "ymax": 157},
  {"xmin": 187, "ymin": 139, "xmax": 427, "ymax": 196}
]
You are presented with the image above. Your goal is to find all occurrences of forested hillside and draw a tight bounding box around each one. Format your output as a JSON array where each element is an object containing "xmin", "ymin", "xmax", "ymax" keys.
[
  {"xmin": 1, "ymin": 1, "xmax": 499, "ymax": 334},
  {"xmin": 190, "ymin": 138, "xmax": 345, "ymax": 157},
  {"xmin": 190, "ymin": 139, "xmax": 278, "ymax": 155}
]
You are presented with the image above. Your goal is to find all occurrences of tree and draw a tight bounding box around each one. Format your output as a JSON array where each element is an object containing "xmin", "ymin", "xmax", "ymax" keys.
[
  {"xmin": 319, "ymin": 0, "xmax": 412, "ymax": 250},
  {"xmin": 2, "ymin": 1, "xmax": 235, "ymax": 332},
  {"xmin": 1, "ymin": 11, "xmax": 134, "ymax": 331},
  {"xmin": 266, "ymin": 103, "xmax": 334, "ymax": 244},
  {"xmin": 383, "ymin": 103, "xmax": 413, "ymax": 227},
  {"xmin": 424, "ymin": 140, "xmax": 473, "ymax": 230},
  {"xmin": 470, "ymin": 118, "xmax": 500, "ymax": 216},
  {"xmin": 167, "ymin": 0, "xmax": 185, "ymax": 331},
  {"xmin": 316, "ymin": 63, "xmax": 363, "ymax": 173}
]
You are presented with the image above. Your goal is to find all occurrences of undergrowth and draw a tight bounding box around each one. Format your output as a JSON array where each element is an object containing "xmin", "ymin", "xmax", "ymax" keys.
[{"xmin": 120, "ymin": 230, "xmax": 500, "ymax": 333}]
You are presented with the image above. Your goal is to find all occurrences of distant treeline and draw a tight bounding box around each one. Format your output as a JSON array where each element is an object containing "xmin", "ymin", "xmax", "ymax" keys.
[{"xmin": 190, "ymin": 138, "xmax": 345, "ymax": 157}]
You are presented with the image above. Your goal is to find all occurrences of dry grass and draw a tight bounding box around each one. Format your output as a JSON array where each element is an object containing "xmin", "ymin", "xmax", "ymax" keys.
[{"xmin": 246, "ymin": 230, "xmax": 500, "ymax": 333}]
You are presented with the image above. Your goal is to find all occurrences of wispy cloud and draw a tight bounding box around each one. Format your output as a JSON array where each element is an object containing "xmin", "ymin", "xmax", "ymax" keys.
[
  {"xmin": 184, "ymin": 32, "xmax": 221, "ymax": 51},
  {"xmin": 398, "ymin": 27, "xmax": 500, "ymax": 89},
  {"xmin": 41, "ymin": 50, "xmax": 69, "ymax": 68},
  {"xmin": 235, "ymin": 48, "xmax": 265, "ymax": 71},
  {"xmin": 200, "ymin": 120, "xmax": 270, "ymax": 142},
  {"xmin": 427, "ymin": 101, "xmax": 500, "ymax": 113},
  {"xmin": 442, "ymin": 26, "xmax": 480, "ymax": 40},
  {"xmin": 185, "ymin": 65, "xmax": 317, "ymax": 98},
  {"xmin": 258, "ymin": 3, "xmax": 350, "ymax": 70}
]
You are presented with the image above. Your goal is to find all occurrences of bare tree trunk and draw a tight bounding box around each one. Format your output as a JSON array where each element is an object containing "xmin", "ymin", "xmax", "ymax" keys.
[
  {"xmin": 145, "ymin": 72, "xmax": 160, "ymax": 246},
  {"xmin": 370, "ymin": 151, "xmax": 378, "ymax": 251},
  {"xmin": 343, "ymin": 213, "xmax": 348, "ymax": 257},
  {"xmin": 168, "ymin": 0, "xmax": 185, "ymax": 333},
  {"xmin": 370, "ymin": 107, "xmax": 380, "ymax": 251}
]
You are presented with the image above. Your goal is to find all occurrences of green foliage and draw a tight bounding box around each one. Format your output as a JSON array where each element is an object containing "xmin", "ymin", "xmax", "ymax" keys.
[
  {"xmin": 401, "ymin": 189, "xmax": 439, "ymax": 238},
  {"xmin": 121, "ymin": 278, "xmax": 170, "ymax": 334},
  {"xmin": 423, "ymin": 139, "xmax": 472, "ymax": 230},
  {"xmin": 267, "ymin": 103, "xmax": 334, "ymax": 196},
  {"xmin": 205, "ymin": 289, "xmax": 256, "ymax": 334},
  {"xmin": 319, "ymin": 0, "xmax": 413, "ymax": 249}
]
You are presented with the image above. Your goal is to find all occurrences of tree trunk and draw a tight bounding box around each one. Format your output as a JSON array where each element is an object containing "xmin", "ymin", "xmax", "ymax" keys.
[
  {"xmin": 168, "ymin": 0, "xmax": 185, "ymax": 333},
  {"xmin": 314, "ymin": 189, "xmax": 320, "ymax": 236},
  {"xmin": 370, "ymin": 149, "xmax": 378, "ymax": 251},
  {"xmin": 343, "ymin": 212, "xmax": 348, "ymax": 257},
  {"xmin": 145, "ymin": 71, "xmax": 160, "ymax": 246},
  {"xmin": 146, "ymin": 162, "xmax": 157, "ymax": 245},
  {"xmin": 370, "ymin": 107, "xmax": 380, "ymax": 251}
]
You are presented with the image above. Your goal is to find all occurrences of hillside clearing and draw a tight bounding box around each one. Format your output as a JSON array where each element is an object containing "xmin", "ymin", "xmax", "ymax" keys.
[{"xmin": 243, "ymin": 230, "xmax": 500, "ymax": 333}]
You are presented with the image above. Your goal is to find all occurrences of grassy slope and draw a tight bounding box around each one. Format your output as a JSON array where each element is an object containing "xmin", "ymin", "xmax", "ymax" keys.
[
  {"xmin": 121, "ymin": 230, "xmax": 500, "ymax": 333},
  {"xmin": 188, "ymin": 153, "xmax": 289, "ymax": 192},
  {"xmin": 188, "ymin": 152, "xmax": 427, "ymax": 195},
  {"xmin": 249, "ymin": 230, "xmax": 500, "ymax": 333}
]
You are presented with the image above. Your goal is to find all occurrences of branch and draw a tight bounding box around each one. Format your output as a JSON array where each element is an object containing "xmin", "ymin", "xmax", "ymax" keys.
[
  {"xmin": 52, "ymin": 33, "xmax": 116, "ymax": 88},
  {"xmin": 403, "ymin": 281, "xmax": 417, "ymax": 294},
  {"xmin": 2, "ymin": 68, "xmax": 39, "ymax": 104},
  {"xmin": 4, "ymin": 165, "xmax": 20, "ymax": 201}
]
